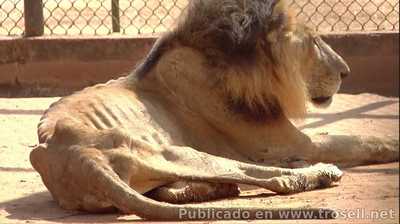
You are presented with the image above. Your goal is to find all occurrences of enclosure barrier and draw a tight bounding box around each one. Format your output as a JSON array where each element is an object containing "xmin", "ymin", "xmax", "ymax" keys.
[{"xmin": 0, "ymin": 0, "xmax": 399, "ymax": 36}]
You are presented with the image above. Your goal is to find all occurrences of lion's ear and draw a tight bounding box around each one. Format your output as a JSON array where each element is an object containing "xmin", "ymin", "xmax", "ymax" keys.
[{"xmin": 209, "ymin": 0, "xmax": 279, "ymax": 55}]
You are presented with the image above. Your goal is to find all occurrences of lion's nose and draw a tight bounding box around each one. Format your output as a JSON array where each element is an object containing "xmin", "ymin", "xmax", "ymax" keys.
[
  {"xmin": 340, "ymin": 72, "xmax": 349, "ymax": 79},
  {"xmin": 339, "ymin": 61, "xmax": 350, "ymax": 79}
]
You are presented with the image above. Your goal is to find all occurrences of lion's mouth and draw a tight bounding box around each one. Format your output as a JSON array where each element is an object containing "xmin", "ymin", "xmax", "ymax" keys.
[{"xmin": 311, "ymin": 96, "xmax": 333, "ymax": 107}]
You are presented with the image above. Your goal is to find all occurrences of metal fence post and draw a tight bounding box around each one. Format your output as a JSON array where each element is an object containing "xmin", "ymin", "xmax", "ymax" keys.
[
  {"xmin": 111, "ymin": 0, "xmax": 120, "ymax": 33},
  {"xmin": 24, "ymin": 0, "xmax": 44, "ymax": 37}
]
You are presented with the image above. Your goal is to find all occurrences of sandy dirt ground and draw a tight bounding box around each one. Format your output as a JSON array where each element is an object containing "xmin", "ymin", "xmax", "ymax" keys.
[{"xmin": 0, "ymin": 93, "xmax": 399, "ymax": 224}]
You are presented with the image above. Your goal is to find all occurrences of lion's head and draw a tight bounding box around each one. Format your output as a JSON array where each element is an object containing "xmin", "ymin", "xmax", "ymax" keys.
[
  {"xmin": 135, "ymin": 0, "xmax": 350, "ymax": 121},
  {"xmin": 268, "ymin": 22, "xmax": 351, "ymax": 109}
]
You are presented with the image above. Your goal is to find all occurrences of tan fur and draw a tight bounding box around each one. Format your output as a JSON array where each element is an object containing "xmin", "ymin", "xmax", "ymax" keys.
[{"xmin": 30, "ymin": 0, "xmax": 398, "ymax": 220}]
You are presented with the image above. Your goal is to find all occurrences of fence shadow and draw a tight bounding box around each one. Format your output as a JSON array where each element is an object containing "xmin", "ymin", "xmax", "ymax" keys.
[{"xmin": 299, "ymin": 100, "xmax": 399, "ymax": 130}]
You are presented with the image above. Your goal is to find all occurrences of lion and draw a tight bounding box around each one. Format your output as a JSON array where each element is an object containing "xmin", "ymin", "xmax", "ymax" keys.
[{"xmin": 30, "ymin": 0, "xmax": 399, "ymax": 220}]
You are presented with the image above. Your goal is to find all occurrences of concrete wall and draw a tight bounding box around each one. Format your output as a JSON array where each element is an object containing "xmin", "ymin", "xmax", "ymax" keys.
[{"xmin": 0, "ymin": 32, "xmax": 398, "ymax": 96}]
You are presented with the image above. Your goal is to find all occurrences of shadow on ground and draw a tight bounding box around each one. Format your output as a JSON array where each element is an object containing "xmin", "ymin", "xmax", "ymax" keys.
[
  {"xmin": 1, "ymin": 191, "xmax": 279, "ymax": 223},
  {"xmin": 0, "ymin": 192, "xmax": 127, "ymax": 223},
  {"xmin": 300, "ymin": 100, "xmax": 398, "ymax": 130},
  {"xmin": 346, "ymin": 166, "xmax": 400, "ymax": 174}
]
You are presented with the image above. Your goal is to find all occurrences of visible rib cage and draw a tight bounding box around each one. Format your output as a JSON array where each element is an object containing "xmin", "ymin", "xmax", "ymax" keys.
[{"xmin": 37, "ymin": 81, "xmax": 137, "ymax": 144}]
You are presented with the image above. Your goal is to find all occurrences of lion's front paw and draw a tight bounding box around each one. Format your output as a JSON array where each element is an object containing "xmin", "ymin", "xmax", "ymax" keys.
[
  {"xmin": 361, "ymin": 136, "xmax": 399, "ymax": 164},
  {"xmin": 312, "ymin": 135, "xmax": 399, "ymax": 166}
]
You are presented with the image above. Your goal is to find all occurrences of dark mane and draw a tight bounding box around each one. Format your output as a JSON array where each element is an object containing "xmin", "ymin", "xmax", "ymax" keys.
[
  {"xmin": 131, "ymin": 0, "xmax": 284, "ymax": 79},
  {"xmin": 176, "ymin": 0, "xmax": 281, "ymax": 58},
  {"xmin": 227, "ymin": 96, "xmax": 282, "ymax": 122},
  {"xmin": 131, "ymin": 32, "xmax": 174, "ymax": 79}
]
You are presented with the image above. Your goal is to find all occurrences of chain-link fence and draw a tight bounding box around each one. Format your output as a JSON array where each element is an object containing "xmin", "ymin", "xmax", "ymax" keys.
[
  {"xmin": 0, "ymin": 0, "xmax": 24, "ymax": 35},
  {"xmin": 0, "ymin": 0, "xmax": 399, "ymax": 36},
  {"xmin": 41, "ymin": 0, "xmax": 186, "ymax": 35}
]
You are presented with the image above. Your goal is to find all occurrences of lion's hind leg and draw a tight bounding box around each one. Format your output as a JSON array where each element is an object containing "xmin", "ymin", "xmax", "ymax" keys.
[{"xmin": 159, "ymin": 145, "xmax": 343, "ymax": 195}]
